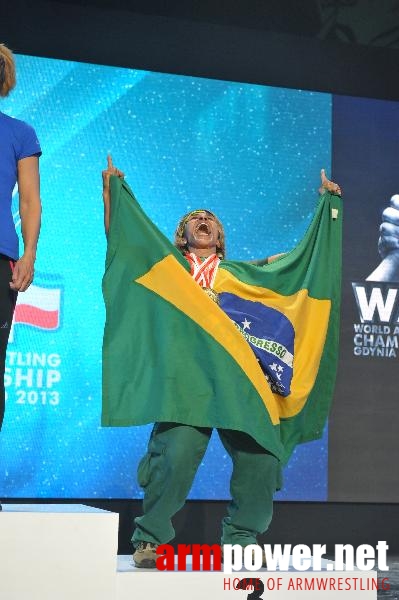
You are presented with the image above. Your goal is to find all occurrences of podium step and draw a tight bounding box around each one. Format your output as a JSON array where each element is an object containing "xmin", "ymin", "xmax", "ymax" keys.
[{"xmin": 0, "ymin": 504, "xmax": 119, "ymax": 600}]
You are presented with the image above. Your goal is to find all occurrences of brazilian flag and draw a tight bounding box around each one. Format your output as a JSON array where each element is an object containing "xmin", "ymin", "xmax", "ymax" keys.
[{"xmin": 102, "ymin": 176, "xmax": 342, "ymax": 463}]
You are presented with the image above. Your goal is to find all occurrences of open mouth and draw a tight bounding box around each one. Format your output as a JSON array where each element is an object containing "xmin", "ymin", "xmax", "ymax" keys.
[{"xmin": 195, "ymin": 222, "xmax": 211, "ymax": 235}]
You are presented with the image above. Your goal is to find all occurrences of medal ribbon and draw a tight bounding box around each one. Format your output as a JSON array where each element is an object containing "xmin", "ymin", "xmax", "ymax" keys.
[{"xmin": 185, "ymin": 253, "xmax": 220, "ymax": 288}]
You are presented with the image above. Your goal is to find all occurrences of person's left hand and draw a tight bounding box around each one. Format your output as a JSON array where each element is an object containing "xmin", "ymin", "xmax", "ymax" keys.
[
  {"xmin": 9, "ymin": 253, "xmax": 35, "ymax": 292},
  {"xmin": 319, "ymin": 169, "xmax": 342, "ymax": 196}
]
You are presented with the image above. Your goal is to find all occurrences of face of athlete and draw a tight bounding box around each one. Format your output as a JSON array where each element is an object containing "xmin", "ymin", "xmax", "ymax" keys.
[{"xmin": 183, "ymin": 211, "xmax": 220, "ymax": 255}]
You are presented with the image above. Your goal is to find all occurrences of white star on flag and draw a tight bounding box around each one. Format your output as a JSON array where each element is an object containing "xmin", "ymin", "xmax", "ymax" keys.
[
  {"xmin": 242, "ymin": 318, "xmax": 251, "ymax": 330},
  {"xmin": 269, "ymin": 362, "xmax": 282, "ymax": 380}
]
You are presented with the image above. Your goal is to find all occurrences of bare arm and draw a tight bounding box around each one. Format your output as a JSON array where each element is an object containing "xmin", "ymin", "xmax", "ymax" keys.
[
  {"xmin": 10, "ymin": 156, "xmax": 41, "ymax": 292},
  {"xmin": 102, "ymin": 155, "xmax": 124, "ymax": 236},
  {"xmin": 248, "ymin": 170, "xmax": 341, "ymax": 267},
  {"xmin": 248, "ymin": 253, "xmax": 286, "ymax": 266}
]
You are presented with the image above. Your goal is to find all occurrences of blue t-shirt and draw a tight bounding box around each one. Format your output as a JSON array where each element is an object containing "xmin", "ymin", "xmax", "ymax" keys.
[{"xmin": 0, "ymin": 111, "xmax": 42, "ymax": 259}]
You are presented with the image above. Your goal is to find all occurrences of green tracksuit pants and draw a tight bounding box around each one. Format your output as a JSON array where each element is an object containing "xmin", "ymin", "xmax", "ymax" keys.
[{"xmin": 132, "ymin": 422, "xmax": 280, "ymax": 547}]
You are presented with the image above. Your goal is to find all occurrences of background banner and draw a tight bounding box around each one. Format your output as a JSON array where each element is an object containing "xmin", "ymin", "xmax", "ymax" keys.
[
  {"xmin": 1, "ymin": 52, "xmax": 335, "ymax": 500},
  {"xmin": 329, "ymin": 95, "xmax": 399, "ymax": 502}
]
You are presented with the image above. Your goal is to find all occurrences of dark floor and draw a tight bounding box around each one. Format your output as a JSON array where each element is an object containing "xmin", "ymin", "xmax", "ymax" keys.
[{"xmin": 378, "ymin": 558, "xmax": 399, "ymax": 599}]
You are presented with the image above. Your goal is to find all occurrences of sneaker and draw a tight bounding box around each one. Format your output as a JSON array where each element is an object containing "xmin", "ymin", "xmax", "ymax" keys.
[{"xmin": 133, "ymin": 542, "xmax": 158, "ymax": 568}]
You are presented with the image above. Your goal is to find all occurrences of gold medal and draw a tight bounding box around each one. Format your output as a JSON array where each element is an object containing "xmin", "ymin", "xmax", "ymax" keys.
[{"xmin": 202, "ymin": 287, "xmax": 219, "ymax": 304}]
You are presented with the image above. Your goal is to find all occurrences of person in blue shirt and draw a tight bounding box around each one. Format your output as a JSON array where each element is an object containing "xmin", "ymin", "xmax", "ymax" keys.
[{"xmin": 0, "ymin": 43, "xmax": 42, "ymax": 509}]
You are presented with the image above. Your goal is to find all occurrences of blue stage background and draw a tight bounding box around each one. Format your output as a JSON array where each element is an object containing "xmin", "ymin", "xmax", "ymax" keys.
[{"xmin": 0, "ymin": 54, "xmax": 331, "ymax": 499}]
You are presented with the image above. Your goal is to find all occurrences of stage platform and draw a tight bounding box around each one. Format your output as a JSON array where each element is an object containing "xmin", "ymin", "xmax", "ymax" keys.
[{"xmin": 0, "ymin": 504, "xmax": 379, "ymax": 599}]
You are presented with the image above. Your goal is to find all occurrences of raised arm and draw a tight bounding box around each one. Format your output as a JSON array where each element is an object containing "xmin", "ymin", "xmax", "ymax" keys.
[
  {"xmin": 319, "ymin": 168, "xmax": 342, "ymax": 196},
  {"xmin": 367, "ymin": 194, "xmax": 399, "ymax": 282},
  {"xmin": 102, "ymin": 154, "xmax": 124, "ymax": 236},
  {"xmin": 249, "ymin": 169, "xmax": 342, "ymax": 267}
]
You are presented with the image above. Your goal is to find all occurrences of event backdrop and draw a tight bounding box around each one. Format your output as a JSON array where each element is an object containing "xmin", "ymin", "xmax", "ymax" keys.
[
  {"xmin": 0, "ymin": 54, "xmax": 332, "ymax": 499},
  {"xmin": 328, "ymin": 95, "xmax": 399, "ymax": 503}
]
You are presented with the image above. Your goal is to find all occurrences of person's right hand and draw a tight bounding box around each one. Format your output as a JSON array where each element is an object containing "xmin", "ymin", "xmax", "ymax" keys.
[
  {"xmin": 378, "ymin": 195, "xmax": 399, "ymax": 258},
  {"xmin": 102, "ymin": 154, "xmax": 124, "ymax": 193}
]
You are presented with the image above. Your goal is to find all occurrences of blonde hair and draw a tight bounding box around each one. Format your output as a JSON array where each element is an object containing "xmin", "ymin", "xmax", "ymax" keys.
[
  {"xmin": 174, "ymin": 209, "xmax": 226, "ymax": 259},
  {"xmin": 0, "ymin": 43, "xmax": 16, "ymax": 98}
]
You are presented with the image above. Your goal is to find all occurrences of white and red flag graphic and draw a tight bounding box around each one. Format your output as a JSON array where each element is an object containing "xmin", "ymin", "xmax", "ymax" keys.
[{"xmin": 10, "ymin": 284, "xmax": 61, "ymax": 341}]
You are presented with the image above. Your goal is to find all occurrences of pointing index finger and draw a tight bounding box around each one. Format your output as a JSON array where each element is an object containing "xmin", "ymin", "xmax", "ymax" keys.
[{"xmin": 107, "ymin": 154, "xmax": 113, "ymax": 169}]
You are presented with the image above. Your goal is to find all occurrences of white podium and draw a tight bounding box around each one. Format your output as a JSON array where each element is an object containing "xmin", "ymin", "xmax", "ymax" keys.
[{"xmin": 0, "ymin": 504, "xmax": 118, "ymax": 600}]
